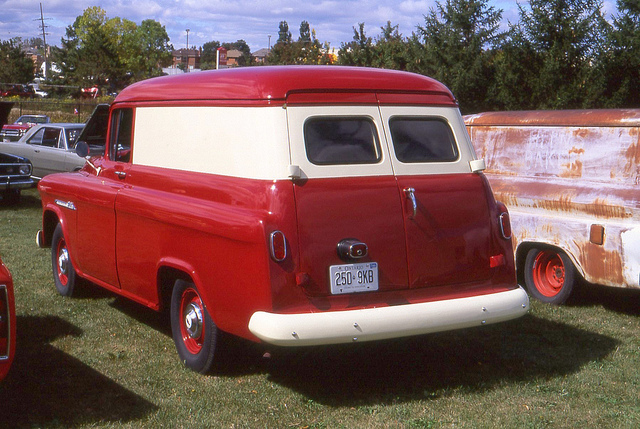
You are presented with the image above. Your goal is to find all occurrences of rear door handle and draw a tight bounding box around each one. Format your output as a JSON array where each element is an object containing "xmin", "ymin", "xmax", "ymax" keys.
[{"xmin": 404, "ymin": 187, "xmax": 416, "ymax": 219}]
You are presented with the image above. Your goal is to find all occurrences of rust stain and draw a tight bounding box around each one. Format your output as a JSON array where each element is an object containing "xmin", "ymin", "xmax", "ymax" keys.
[
  {"xmin": 568, "ymin": 146, "xmax": 585, "ymax": 155},
  {"xmin": 578, "ymin": 242, "xmax": 625, "ymax": 286},
  {"xmin": 560, "ymin": 159, "xmax": 583, "ymax": 178},
  {"xmin": 572, "ymin": 129, "xmax": 589, "ymax": 139}
]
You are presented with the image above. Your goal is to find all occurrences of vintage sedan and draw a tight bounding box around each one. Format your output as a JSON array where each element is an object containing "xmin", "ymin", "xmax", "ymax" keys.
[
  {"xmin": 0, "ymin": 256, "xmax": 16, "ymax": 381},
  {"xmin": 0, "ymin": 152, "xmax": 33, "ymax": 203},
  {"xmin": 0, "ymin": 123, "xmax": 86, "ymax": 180}
]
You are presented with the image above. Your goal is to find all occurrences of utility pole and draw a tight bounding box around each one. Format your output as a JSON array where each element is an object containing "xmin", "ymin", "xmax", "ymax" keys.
[
  {"xmin": 37, "ymin": 2, "xmax": 50, "ymax": 78},
  {"xmin": 186, "ymin": 29, "xmax": 190, "ymax": 72}
]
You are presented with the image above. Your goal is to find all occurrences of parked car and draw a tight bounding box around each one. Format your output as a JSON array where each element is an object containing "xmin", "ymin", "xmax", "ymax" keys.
[
  {"xmin": 1, "ymin": 114, "xmax": 51, "ymax": 142},
  {"xmin": 1, "ymin": 84, "xmax": 34, "ymax": 98},
  {"xmin": 0, "ymin": 123, "xmax": 86, "ymax": 180},
  {"xmin": 0, "ymin": 256, "xmax": 16, "ymax": 381},
  {"xmin": 465, "ymin": 109, "xmax": 640, "ymax": 304},
  {"xmin": 0, "ymin": 152, "xmax": 34, "ymax": 203},
  {"xmin": 37, "ymin": 66, "xmax": 529, "ymax": 373}
]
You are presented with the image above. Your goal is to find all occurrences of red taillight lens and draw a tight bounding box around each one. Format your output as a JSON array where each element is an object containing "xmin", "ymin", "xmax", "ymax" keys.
[
  {"xmin": 497, "ymin": 202, "xmax": 512, "ymax": 240},
  {"xmin": 269, "ymin": 231, "xmax": 287, "ymax": 262}
]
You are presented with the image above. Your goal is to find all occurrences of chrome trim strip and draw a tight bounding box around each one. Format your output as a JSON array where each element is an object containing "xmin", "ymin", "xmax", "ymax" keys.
[
  {"xmin": 499, "ymin": 212, "xmax": 512, "ymax": 239},
  {"xmin": 55, "ymin": 199, "xmax": 77, "ymax": 211},
  {"xmin": 269, "ymin": 231, "xmax": 287, "ymax": 262}
]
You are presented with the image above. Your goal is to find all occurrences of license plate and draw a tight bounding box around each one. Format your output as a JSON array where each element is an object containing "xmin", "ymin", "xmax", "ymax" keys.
[{"xmin": 329, "ymin": 262, "xmax": 379, "ymax": 294}]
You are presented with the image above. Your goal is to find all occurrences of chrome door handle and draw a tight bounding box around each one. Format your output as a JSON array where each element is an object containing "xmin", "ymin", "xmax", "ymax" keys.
[
  {"xmin": 115, "ymin": 171, "xmax": 127, "ymax": 179},
  {"xmin": 404, "ymin": 187, "xmax": 416, "ymax": 219}
]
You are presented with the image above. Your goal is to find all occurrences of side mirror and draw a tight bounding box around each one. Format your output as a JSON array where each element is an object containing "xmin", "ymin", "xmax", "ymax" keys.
[
  {"xmin": 75, "ymin": 140, "xmax": 101, "ymax": 175},
  {"xmin": 75, "ymin": 141, "xmax": 89, "ymax": 158}
]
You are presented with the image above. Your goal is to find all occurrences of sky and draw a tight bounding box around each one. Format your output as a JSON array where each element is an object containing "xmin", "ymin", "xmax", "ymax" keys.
[{"xmin": 0, "ymin": 0, "xmax": 619, "ymax": 53}]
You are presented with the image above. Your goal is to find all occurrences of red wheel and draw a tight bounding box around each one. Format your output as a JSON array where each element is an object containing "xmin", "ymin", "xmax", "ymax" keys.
[
  {"xmin": 52, "ymin": 223, "xmax": 77, "ymax": 297},
  {"xmin": 524, "ymin": 248, "xmax": 575, "ymax": 304},
  {"xmin": 170, "ymin": 280, "xmax": 218, "ymax": 373},
  {"xmin": 179, "ymin": 288, "xmax": 205, "ymax": 354}
]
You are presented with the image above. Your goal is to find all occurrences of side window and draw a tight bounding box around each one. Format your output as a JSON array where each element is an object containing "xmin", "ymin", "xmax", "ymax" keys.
[
  {"xmin": 27, "ymin": 128, "xmax": 44, "ymax": 146},
  {"xmin": 108, "ymin": 108, "xmax": 133, "ymax": 163},
  {"xmin": 41, "ymin": 128, "xmax": 61, "ymax": 148},
  {"xmin": 389, "ymin": 117, "xmax": 459, "ymax": 163},
  {"xmin": 304, "ymin": 117, "xmax": 381, "ymax": 165}
]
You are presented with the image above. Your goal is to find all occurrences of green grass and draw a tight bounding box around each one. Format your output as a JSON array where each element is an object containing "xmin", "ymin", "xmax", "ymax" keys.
[{"xmin": 1, "ymin": 188, "xmax": 639, "ymax": 428}]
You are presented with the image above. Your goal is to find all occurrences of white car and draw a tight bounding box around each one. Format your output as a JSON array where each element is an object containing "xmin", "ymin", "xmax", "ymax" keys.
[{"xmin": 0, "ymin": 123, "xmax": 86, "ymax": 179}]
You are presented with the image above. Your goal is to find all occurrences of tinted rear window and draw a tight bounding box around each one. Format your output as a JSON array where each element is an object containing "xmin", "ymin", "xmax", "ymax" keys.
[
  {"xmin": 389, "ymin": 118, "xmax": 458, "ymax": 163},
  {"xmin": 304, "ymin": 118, "xmax": 381, "ymax": 165}
]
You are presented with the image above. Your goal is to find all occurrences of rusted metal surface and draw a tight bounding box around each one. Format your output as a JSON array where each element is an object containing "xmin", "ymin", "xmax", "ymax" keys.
[{"xmin": 465, "ymin": 109, "xmax": 640, "ymax": 289}]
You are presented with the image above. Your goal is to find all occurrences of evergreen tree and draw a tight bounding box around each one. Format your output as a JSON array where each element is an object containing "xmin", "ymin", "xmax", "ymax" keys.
[
  {"xmin": 495, "ymin": 0, "xmax": 609, "ymax": 109},
  {"xmin": 593, "ymin": 0, "xmax": 640, "ymax": 107},
  {"xmin": 338, "ymin": 23, "xmax": 374, "ymax": 66},
  {"xmin": 416, "ymin": 0, "xmax": 504, "ymax": 113},
  {"xmin": 0, "ymin": 38, "xmax": 34, "ymax": 84}
]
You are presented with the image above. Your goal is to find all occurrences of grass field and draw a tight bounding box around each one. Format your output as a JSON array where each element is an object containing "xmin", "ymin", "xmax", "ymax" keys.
[{"xmin": 0, "ymin": 188, "xmax": 638, "ymax": 428}]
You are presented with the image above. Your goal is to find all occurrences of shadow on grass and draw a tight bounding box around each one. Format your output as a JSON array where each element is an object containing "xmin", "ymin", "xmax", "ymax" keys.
[
  {"xmin": 262, "ymin": 314, "xmax": 619, "ymax": 407},
  {"xmin": 568, "ymin": 279, "xmax": 640, "ymax": 316},
  {"xmin": 0, "ymin": 188, "xmax": 41, "ymax": 211},
  {"xmin": 0, "ymin": 315, "xmax": 157, "ymax": 427}
]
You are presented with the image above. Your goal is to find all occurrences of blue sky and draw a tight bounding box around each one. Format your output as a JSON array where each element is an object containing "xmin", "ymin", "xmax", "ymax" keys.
[{"xmin": 1, "ymin": 0, "xmax": 619, "ymax": 52}]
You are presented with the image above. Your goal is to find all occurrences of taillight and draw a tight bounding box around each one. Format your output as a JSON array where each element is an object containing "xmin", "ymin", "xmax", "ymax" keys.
[
  {"xmin": 269, "ymin": 231, "xmax": 287, "ymax": 262},
  {"xmin": 497, "ymin": 202, "xmax": 512, "ymax": 240},
  {"xmin": 0, "ymin": 285, "xmax": 9, "ymax": 358}
]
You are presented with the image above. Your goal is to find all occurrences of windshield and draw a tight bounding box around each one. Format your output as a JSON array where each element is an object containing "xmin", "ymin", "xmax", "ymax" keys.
[{"xmin": 17, "ymin": 115, "xmax": 48, "ymax": 124}]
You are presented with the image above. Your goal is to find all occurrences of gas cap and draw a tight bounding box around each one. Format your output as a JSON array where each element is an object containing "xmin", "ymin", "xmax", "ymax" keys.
[{"xmin": 337, "ymin": 238, "xmax": 368, "ymax": 261}]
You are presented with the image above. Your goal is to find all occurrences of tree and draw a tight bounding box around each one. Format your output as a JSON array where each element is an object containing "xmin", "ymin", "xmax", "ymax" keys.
[
  {"xmin": 52, "ymin": 7, "xmax": 174, "ymax": 92},
  {"xmin": 416, "ymin": 0, "xmax": 505, "ymax": 113},
  {"xmin": 299, "ymin": 21, "xmax": 311, "ymax": 43},
  {"xmin": 373, "ymin": 22, "xmax": 410, "ymax": 70},
  {"xmin": 268, "ymin": 21, "xmax": 333, "ymax": 65},
  {"xmin": 0, "ymin": 38, "xmax": 34, "ymax": 84},
  {"xmin": 201, "ymin": 41, "xmax": 221, "ymax": 69},
  {"xmin": 495, "ymin": 0, "xmax": 609, "ymax": 109},
  {"xmin": 338, "ymin": 23, "xmax": 375, "ymax": 66},
  {"xmin": 277, "ymin": 21, "xmax": 292, "ymax": 44},
  {"xmin": 592, "ymin": 0, "xmax": 640, "ymax": 107},
  {"xmin": 133, "ymin": 19, "xmax": 173, "ymax": 78}
]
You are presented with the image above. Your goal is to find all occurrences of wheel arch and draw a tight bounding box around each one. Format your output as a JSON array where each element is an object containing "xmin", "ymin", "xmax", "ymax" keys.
[
  {"xmin": 515, "ymin": 241, "xmax": 585, "ymax": 283},
  {"xmin": 41, "ymin": 208, "xmax": 63, "ymax": 248},
  {"xmin": 157, "ymin": 265, "xmax": 193, "ymax": 313}
]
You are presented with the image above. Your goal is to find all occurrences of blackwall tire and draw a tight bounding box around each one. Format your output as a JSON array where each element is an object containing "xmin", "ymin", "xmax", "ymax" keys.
[
  {"xmin": 524, "ymin": 247, "xmax": 575, "ymax": 304},
  {"xmin": 170, "ymin": 279, "xmax": 218, "ymax": 373},
  {"xmin": 52, "ymin": 223, "xmax": 78, "ymax": 297}
]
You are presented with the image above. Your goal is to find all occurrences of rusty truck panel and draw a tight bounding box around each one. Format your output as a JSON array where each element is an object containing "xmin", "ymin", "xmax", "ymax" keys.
[{"xmin": 465, "ymin": 109, "xmax": 640, "ymax": 303}]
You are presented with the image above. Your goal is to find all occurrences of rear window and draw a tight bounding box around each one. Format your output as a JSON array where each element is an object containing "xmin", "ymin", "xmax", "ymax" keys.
[
  {"xmin": 304, "ymin": 117, "xmax": 381, "ymax": 165},
  {"xmin": 389, "ymin": 117, "xmax": 459, "ymax": 163}
]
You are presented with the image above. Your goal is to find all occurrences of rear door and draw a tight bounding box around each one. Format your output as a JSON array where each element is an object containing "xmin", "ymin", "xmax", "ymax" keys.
[
  {"xmin": 379, "ymin": 106, "xmax": 494, "ymax": 289},
  {"xmin": 287, "ymin": 102, "xmax": 409, "ymax": 296}
]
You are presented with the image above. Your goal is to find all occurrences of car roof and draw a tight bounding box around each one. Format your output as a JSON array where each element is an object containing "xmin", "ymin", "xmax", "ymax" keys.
[
  {"xmin": 115, "ymin": 66, "xmax": 457, "ymax": 107},
  {"xmin": 19, "ymin": 123, "xmax": 85, "ymax": 141}
]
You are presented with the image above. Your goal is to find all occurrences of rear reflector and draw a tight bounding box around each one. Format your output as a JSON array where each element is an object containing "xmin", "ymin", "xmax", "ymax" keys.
[
  {"xmin": 269, "ymin": 231, "xmax": 287, "ymax": 262},
  {"xmin": 490, "ymin": 254, "xmax": 505, "ymax": 268}
]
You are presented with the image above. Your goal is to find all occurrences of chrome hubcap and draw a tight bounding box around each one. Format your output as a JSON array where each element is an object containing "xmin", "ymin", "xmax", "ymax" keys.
[
  {"xmin": 58, "ymin": 248, "xmax": 69, "ymax": 276},
  {"xmin": 184, "ymin": 303, "xmax": 203, "ymax": 339}
]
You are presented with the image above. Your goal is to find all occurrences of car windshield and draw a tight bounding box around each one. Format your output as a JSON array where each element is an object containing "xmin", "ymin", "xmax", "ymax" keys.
[
  {"xmin": 17, "ymin": 116, "xmax": 47, "ymax": 124},
  {"xmin": 66, "ymin": 128, "xmax": 82, "ymax": 148}
]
